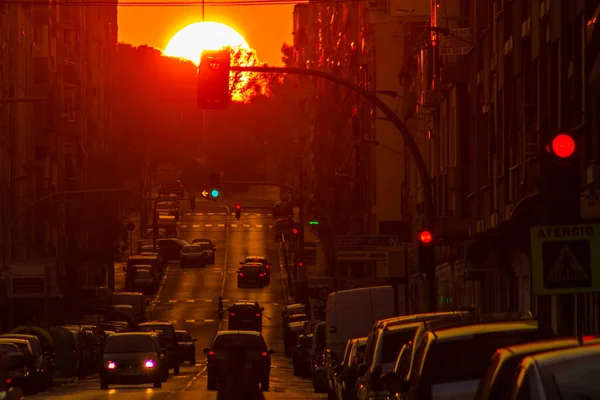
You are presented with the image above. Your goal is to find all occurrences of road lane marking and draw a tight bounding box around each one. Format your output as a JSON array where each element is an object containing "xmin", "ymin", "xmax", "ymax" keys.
[
  {"xmin": 243, "ymin": 224, "xmax": 250, "ymax": 228},
  {"xmin": 207, "ymin": 212, "xmax": 215, "ymax": 215},
  {"xmin": 205, "ymin": 224, "xmax": 213, "ymax": 227},
  {"xmin": 169, "ymin": 299, "xmax": 177, "ymax": 303},
  {"xmin": 230, "ymin": 224, "xmax": 238, "ymax": 227},
  {"xmin": 186, "ymin": 299, "xmax": 195, "ymax": 303},
  {"xmin": 204, "ymin": 319, "xmax": 214, "ymax": 322},
  {"xmin": 268, "ymin": 225, "xmax": 274, "ymax": 228},
  {"xmin": 192, "ymin": 224, "xmax": 200, "ymax": 228},
  {"xmin": 256, "ymin": 224, "xmax": 263, "ymax": 228},
  {"xmin": 185, "ymin": 319, "xmax": 195, "ymax": 323},
  {"xmin": 220, "ymin": 212, "xmax": 227, "ymax": 215},
  {"xmin": 204, "ymin": 299, "xmax": 212, "ymax": 302},
  {"xmin": 218, "ymin": 224, "xmax": 225, "ymax": 227},
  {"xmin": 180, "ymin": 225, "xmax": 188, "ymax": 228}
]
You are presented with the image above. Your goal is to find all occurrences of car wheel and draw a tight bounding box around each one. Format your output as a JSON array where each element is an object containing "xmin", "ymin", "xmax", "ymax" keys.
[
  {"xmin": 153, "ymin": 381, "xmax": 162, "ymax": 388},
  {"xmin": 261, "ymin": 379, "xmax": 269, "ymax": 391}
]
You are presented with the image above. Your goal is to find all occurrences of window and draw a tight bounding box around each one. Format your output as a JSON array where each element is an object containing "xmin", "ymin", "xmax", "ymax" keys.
[
  {"xmin": 213, "ymin": 335, "xmax": 266, "ymax": 351},
  {"xmin": 380, "ymin": 329, "xmax": 418, "ymax": 364},
  {"xmin": 105, "ymin": 335, "xmax": 157, "ymax": 353},
  {"xmin": 548, "ymin": 356, "xmax": 600, "ymax": 399}
]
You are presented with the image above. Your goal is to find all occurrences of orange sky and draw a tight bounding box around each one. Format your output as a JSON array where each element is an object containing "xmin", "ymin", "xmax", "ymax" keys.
[{"xmin": 117, "ymin": 2, "xmax": 294, "ymax": 66}]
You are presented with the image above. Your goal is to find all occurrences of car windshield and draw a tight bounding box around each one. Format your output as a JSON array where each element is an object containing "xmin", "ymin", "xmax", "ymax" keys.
[
  {"xmin": 183, "ymin": 245, "xmax": 210, "ymax": 253},
  {"xmin": 213, "ymin": 334, "xmax": 267, "ymax": 351},
  {"xmin": 424, "ymin": 330, "xmax": 539, "ymax": 384},
  {"xmin": 176, "ymin": 332, "xmax": 191, "ymax": 342},
  {"xmin": 192, "ymin": 239, "xmax": 210, "ymax": 244},
  {"xmin": 289, "ymin": 314, "xmax": 308, "ymax": 323},
  {"xmin": 380, "ymin": 328, "xmax": 418, "ymax": 364},
  {"xmin": 104, "ymin": 335, "xmax": 157, "ymax": 353},
  {"xmin": 548, "ymin": 356, "xmax": 600, "ymax": 399}
]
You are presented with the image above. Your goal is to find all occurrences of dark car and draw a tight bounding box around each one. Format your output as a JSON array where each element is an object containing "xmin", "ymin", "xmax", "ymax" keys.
[
  {"xmin": 157, "ymin": 238, "xmax": 189, "ymax": 262},
  {"xmin": 100, "ymin": 332, "xmax": 167, "ymax": 389},
  {"xmin": 241, "ymin": 256, "xmax": 271, "ymax": 284},
  {"xmin": 0, "ymin": 334, "xmax": 53, "ymax": 391},
  {"xmin": 138, "ymin": 322, "xmax": 181, "ymax": 374},
  {"xmin": 237, "ymin": 263, "xmax": 268, "ymax": 288},
  {"xmin": 180, "ymin": 243, "xmax": 214, "ymax": 267},
  {"xmin": 203, "ymin": 330, "xmax": 275, "ymax": 391},
  {"xmin": 175, "ymin": 330, "xmax": 197, "ymax": 365},
  {"xmin": 159, "ymin": 181, "xmax": 184, "ymax": 197},
  {"xmin": 191, "ymin": 238, "xmax": 216, "ymax": 264},
  {"xmin": 228, "ymin": 302, "xmax": 264, "ymax": 332}
]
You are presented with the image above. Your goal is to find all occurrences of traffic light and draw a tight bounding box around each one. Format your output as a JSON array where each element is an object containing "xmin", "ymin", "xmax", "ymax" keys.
[
  {"xmin": 190, "ymin": 196, "xmax": 196, "ymax": 210},
  {"xmin": 197, "ymin": 50, "xmax": 231, "ymax": 110},
  {"xmin": 542, "ymin": 132, "xmax": 580, "ymax": 220},
  {"xmin": 417, "ymin": 229, "xmax": 435, "ymax": 278},
  {"xmin": 235, "ymin": 204, "xmax": 241, "ymax": 219},
  {"xmin": 418, "ymin": 230, "xmax": 433, "ymax": 245},
  {"xmin": 208, "ymin": 173, "xmax": 221, "ymax": 199}
]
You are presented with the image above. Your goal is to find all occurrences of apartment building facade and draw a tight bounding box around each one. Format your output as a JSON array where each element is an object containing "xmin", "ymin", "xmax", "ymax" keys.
[
  {"xmin": 0, "ymin": 0, "xmax": 118, "ymax": 328},
  {"xmin": 292, "ymin": 0, "xmax": 430, "ymax": 279},
  {"xmin": 401, "ymin": 0, "xmax": 600, "ymax": 335}
]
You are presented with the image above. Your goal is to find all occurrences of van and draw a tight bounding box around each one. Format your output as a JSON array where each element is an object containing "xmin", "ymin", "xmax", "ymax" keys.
[
  {"xmin": 326, "ymin": 286, "xmax": 394, "ymax": 355},
  {"xmin": 110, "ymin": 292, "xmax": 148, "ymax": 323}
]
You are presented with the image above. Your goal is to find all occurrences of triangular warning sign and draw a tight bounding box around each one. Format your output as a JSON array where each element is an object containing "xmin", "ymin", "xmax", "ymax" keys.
[{"xmin": 547, "ymin": 244, "xmax": 589, "ymax": 282}]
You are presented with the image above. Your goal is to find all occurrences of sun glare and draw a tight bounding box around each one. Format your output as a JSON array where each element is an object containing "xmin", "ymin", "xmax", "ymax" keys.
[{"xmin": 164, "ymin": 21, "xmax": 249, "ymax": 65}]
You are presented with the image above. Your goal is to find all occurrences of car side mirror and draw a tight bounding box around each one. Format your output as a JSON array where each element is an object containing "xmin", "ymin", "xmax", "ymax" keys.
[
  {"xmin": 268, "ymin": 349, "xmax": 275, "ymax": 355},
  {"xmin": 192, "ymin": 338, "xmax": 197, "ymax": 342},
  {"xmin": 203, "ymin": 348, "xmax": 210, "ymax": 354}
]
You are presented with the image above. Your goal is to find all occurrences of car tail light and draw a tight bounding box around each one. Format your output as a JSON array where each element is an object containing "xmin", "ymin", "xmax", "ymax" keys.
[
  {"xmin": 145, "ymin": 360, "xmax": 155, "ymax": 368},
  {"xmin": 209, "ymin": 351, "xmax": 215, "ymax": 356},
  {"xmin": 6, "ymin": 378, "xmax": 11, "ymax": 385},
  {"xmin": 583, "ymin": 336, "xmax": 595, "ymax": 341},
  {"xmin": 230, "ymin": 312, "xmax": 235, "ymax": 316},
  {"xmin": 266, "ymin": 265, "xmax": 270, "ymax": 269},
  {"xmin": 108, "ymin": 361, "xmax": 116, "ymax": 369},
  {"xmin": 256, "ymin": 313, "xmax": 261, "ymax": 317},
  {"xmin": 261, "ymin": 352, "xmax": 267, "ymax": 357},
  {"xmin": 259, "ymin": 273, "xmax": 266, "ymax": 277}
]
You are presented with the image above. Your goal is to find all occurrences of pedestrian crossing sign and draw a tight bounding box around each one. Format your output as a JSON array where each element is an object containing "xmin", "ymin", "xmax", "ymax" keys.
[{"xmin": 530, "ymin": 224, "xmax": 600, "ymax": 295}]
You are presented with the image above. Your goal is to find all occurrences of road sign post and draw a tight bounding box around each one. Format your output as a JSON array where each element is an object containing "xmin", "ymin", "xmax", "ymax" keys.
[{"xmin": 530, "ymin": 224, "xmax": 600, "ymax": 295}]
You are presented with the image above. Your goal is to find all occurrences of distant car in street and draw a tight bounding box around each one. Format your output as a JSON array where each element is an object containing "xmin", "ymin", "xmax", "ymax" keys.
[
  {"xmin": 227, "ymin": 302, "xmax": 264, "ymax": 332},
  {"xmin": 237, "ymin": 263, "xmax": 268, "ymax": 288},
  {"xmin": 241, "ymin": 256, "xmax": 271, "ymax": 284},
  {"xmin": 180, "ymin": 243, "xmax": 214, "ymax": 267},
  {"xmin": 191, "ymin": 238, "xmax": 216, "ymax": 263},
  {"xmin": 175, "ymin": 330, "xmax": 197, "ymax": 365}
]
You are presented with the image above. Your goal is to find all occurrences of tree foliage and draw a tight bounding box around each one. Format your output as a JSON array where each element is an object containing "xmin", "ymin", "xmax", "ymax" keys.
[{"xmin": 114, "ymin": 43, "xmax": 305, "ymax": 183}]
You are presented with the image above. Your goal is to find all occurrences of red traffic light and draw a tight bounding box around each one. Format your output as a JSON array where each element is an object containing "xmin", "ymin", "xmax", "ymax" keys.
[
  {"xmin": 551, "ymin": 134, "xmax": 575, "ymax": 158},
  {"xmin": 235, "ymin": 204, "xmax": 241, "ymax": 210},
  {"xmin": 292, "ymin": 228, "xmax": 299, "ymax": 235},
  {"xmin": 418, "ymin": 230, "xmax": 433, "ymax": 244}
]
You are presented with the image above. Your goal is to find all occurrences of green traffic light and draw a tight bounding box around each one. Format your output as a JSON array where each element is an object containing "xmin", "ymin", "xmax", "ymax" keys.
[
  {"xmin": 309, "ymin": 221, "xmax": 319, "ymax": 225},
  {"xmin": 211, "ymin": 189, "xmax": 219, "ymax": 198}
]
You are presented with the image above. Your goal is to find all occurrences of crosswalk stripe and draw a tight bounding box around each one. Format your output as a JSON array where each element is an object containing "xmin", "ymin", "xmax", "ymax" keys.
[
  {"xmin": 205, "ymin": 224, "xmax": 213, "ymax": 227},
  {"xmin": 204, "ymin": 319, "xmax": 215, "ymax": 323},
  {"xmin": 256, "ymin": 224, "xmax": 263, "ymax": 228},
  {"xmin": 231, "ymin": 224, "xmax": 238, "ymax": 227},
  {"xmin": 208, "ymin": 213, "xmax": 215, "ymax": 215},
  {"xmin": 193, "ymin": 224, "xmax": 200, "ymax": 228},
  {"xmin": 186, "ymin": 299, "xmax": 195, "ymax": 303},
  {"xmin": 243, "ymin": 224, "xmax": 250, "ymax": 228},
  {"xmin": 218, "ymin": 224, "xmax": 225, "ymax": 227}
]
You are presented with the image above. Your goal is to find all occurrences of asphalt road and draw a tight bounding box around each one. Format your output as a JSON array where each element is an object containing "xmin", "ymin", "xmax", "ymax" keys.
[{"xmin": 30, "ymin": 196, "xmax": 325, "ymax": 400}]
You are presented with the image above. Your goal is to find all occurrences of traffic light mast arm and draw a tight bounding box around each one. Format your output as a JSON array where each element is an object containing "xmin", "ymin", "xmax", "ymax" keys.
[{"xmin": 229, "ymin": 65, "xmax": 434, "ymax": 229}]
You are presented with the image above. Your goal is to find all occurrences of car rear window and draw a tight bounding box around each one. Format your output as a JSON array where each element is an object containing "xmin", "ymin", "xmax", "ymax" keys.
[
  {"xmin": 213, "ymin": 334, "xmax": 267, "ymax": 351},
  {"xmin": 241, "ymin": 266, "xmax": 262, "ymax": 273},
  {"xmin": 140, "ymin": 325, "xmax": 175, "ymax": 340},
  {"xmin": 183, "ymin": 245, "xmax": 210, "ymax": 253},
  {"xmin": 105, "ymin": 335, "xmax": 157, "ymax": 353},
  {"xmin": 135, "ymin": 270, "xmax": 151, "ymax": 279},
  {"xmin": 424, "ymin": 330, "xmax": 539, "ymax": 384},
  {"xmin": 0, "ymin": 344, "xmax": 18, "ymax": 354},
  {"xmin": 176, "ymin": 332, "xmax": 191, "ymax": 342},
  {"xmin": 232, "ymin": 305, "xmax": 259, "ymax": 313},
  {"xmin": 380, "ymin": 328, "xmax": 418, "ymax": 364}
]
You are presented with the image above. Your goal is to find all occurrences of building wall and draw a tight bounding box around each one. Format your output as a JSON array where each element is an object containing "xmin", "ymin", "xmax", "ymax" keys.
[{"xmin": 0, "ymin": 0, "xmax": 118, "ymax": 326}]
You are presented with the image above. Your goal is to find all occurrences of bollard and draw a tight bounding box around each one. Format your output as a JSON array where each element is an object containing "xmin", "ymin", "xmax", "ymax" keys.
[{"xmin": 218, "ymin": 296, "xmax": 223, "ymax": 320}]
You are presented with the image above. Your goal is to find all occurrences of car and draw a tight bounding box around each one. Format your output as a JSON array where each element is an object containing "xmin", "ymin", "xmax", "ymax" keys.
[
  {"xmin": 227, "ymin": 302, "xmax": 264, "ymax": 332},
  {"xmin": 237, "ymin": 263, "xmax": 268, "ymax": 288},
  {"xmin": 191, "ymin": 238, "xmax": 216, "ymax": 263},
  {"xmin": 180, "ymin": 243, "xmax": 214, "ymax": 267},
  {"xmin": 203, "ymin": 330, "xmax": 275, "ymax": 391},
  {"xmin": 159, "ymin": 181, "xmax": 184, "ymax": 197},
  {"xmin": 157, "ymin": 238, "xmax": 189, "ymax": 262},
  {"xmin": 175, "ymin": 330, "xmax": 197, "ymax": 365},
  {"xmin": 241, "ymin": 256, "xmax": 271, "ymax": 284},
  {"xmin": 138, "ymin": 322, "xmax": 181, "ymax": 374},
  {"xmin": 99, "ymin": 332, "xmax": 168, "ymax": 389}
]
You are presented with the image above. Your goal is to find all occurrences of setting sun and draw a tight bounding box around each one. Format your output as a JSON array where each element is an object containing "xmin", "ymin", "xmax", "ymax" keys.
[{"xmin": 164, "ymin": 21, "xmax": 250, "ymax": 65}]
